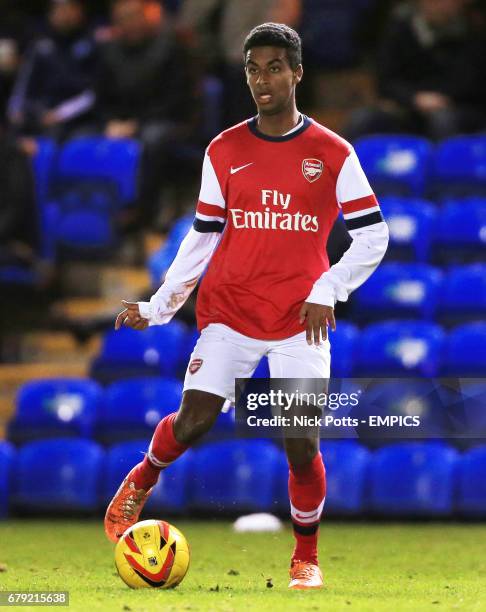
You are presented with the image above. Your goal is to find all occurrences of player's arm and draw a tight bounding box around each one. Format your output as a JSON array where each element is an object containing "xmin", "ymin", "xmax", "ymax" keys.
[
  {"xmin": 302, "ymin": 148, "xmax": 389, "ymax": 344},
  {"xmin": 115, "ymin": 149, "xmax": 226, "ymax": 329}
]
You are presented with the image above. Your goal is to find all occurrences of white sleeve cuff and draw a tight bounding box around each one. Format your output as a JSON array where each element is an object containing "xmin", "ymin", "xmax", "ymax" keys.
[
  {"xmin": 306, "ymin": 279, "xmax": 336, "ymax": 308},
  {"xmin": 138, "ymin": 301, "xmax": 152, "ymax": 319}
]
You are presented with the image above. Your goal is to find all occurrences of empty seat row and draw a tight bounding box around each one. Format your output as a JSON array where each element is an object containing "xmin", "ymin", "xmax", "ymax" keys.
[
  {"xmin": 382, "ymin": 197, "xmax": 486, "ymax": 263},
  {"xmin": 7, "ymin": 376, "xmax": 234, "ymax": 445},
  {"xmin": 35, "ymin": 137, "xmax": 141, "ymax": 258},
  {"xmin": 353, "ymin": 263, "xmax": 486, "ymax": 322},
  {"xmin": 2, "ymin": 439, "xmax": 486, "ymax": 518},
  {"xmin": 90, "ymin": 320, "xmax": 486, "ymax": 382},
  {"xmin": 90, "ymin": 320, "xmax": 198, "ymax": 383},
  {"xmin": 8, "ymin": 323, "xmax": 486, "ymax": 443},
  {"xmin": 148, "ymin": 199, "xmax": 485, "ymax": 286},
  {"xmin": 8, "ymin": 376, "xmax": 486, "ymax": 445},
  {"xmin": 354, "ymin": 134, "xmax": 486, "ymax": 197}
]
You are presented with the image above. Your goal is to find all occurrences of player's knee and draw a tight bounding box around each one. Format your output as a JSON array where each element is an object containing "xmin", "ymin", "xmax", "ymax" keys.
[
  {"xmin": 173, "ymin": 391, "xmax": 223, "ymax": 445},
  {"xmin": 174, "ymin": 413, "xmax": 211, "ymax": 445},
  {"xmin": 285, "ymin": 437, "xmax": 319, "ymax": 467}
]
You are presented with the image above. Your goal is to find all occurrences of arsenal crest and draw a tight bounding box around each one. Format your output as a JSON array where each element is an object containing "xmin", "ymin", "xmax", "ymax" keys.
[
  {"xmin": 302, "ymin": 158, "xmax": 323, "ymax": 183},
  {"xmin": 189, "ymin": 358, "xmax": 203, "ymax": 374}
]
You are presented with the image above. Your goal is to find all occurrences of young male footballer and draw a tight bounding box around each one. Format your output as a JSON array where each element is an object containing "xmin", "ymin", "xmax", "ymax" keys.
[{"xmin": 105, "ymin": 23, "xmax": 389, "ymax": 589}]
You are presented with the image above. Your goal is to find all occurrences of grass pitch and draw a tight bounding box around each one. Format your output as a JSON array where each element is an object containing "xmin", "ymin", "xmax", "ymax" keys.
[{"xmin": 0, "ymin": 520, "xmax": 485, "ymax": 611}]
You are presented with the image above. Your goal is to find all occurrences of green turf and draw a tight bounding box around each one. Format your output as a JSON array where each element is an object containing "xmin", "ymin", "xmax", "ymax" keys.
[{"xmin": 0, "ymin": 520, "xmax": 485, "ymax": 611}]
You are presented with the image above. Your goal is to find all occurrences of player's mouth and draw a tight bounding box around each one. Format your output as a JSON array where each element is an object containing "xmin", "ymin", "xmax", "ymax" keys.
[{"xmin": 256, "ymin": 92, "xmax": 273, "ymax": 104}]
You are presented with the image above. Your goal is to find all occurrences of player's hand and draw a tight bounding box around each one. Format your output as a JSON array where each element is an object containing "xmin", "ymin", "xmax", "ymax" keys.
[
  {"xmin": 115, "ymin": 300, "xmax": 149, "ymax": 331},
  {"xmin": 299, "ymin": 302, "xmax": 336, "ymax": 345}
]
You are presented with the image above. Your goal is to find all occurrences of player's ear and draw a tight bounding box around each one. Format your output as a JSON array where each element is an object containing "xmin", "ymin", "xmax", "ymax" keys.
[{"xmin": 293, "ymin": 64, "xmax": 303, "ymax": 85}]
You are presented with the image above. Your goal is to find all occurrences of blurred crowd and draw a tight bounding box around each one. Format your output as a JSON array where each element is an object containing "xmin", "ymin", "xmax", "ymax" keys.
[{"xmin": 1, "ymin": 0, "xmax": 486, "ymax": 272}]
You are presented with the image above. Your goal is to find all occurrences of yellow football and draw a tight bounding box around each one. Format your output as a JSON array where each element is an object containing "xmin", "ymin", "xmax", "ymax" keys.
[{"xmin": 114, "ymin": 519, "xmax": 190, "ymax": 589}]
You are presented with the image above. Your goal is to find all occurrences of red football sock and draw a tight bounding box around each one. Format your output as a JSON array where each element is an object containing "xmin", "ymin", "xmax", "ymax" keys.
[
  {"xmin": 131, "ymin": 413, "xmax": 188, "ymax": 490},
  {"xmin": 288, "ymin": 451, "xmax": 326, "ymax": 565}
]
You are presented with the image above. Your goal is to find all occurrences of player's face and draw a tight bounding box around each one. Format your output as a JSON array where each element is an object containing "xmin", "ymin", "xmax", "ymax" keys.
[{"xmin": 245, "ymin": 46, "xmax": 302, "ymax": 116}]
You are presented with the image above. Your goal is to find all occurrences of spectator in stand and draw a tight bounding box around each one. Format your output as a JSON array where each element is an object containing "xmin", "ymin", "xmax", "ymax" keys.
[
  {"xmin": 0, "ymin": 135, "xmax": 40, "ymax": 274},
  {"xmin": 7, "ymin": 0, "xmax": 97, "ymax": 140},
  {"xmin": 345, "ymin": 0, "xmax": 486, "ymax": 141},
  {"xmin": 177, "ymin": 0, "xmax": 301, "ymax": 126},
  {"xmin": 96, "ymin": 0, "xmax": 194, "ymax": 228},
  {"xmin": 0, "ymin": 39, "xmax": 20, "ymax": 128}
]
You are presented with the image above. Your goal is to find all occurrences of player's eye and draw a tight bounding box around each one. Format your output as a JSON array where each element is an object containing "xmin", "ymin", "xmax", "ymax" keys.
[{"xmin": 270, "ymin": 66, "xmax": 280, "ymax": 72}]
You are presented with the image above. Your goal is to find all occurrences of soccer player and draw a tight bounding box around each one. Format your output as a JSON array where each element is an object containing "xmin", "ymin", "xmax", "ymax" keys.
[{"xmin": 105, "ymin": 23, "xmax": 389, "ymax": 589}]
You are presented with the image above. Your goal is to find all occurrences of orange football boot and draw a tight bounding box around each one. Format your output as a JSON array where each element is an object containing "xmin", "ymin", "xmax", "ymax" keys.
[
  {"xmin": 288, "ymin": 560, "xmax": 324, "ymax": 590},
  {"xmin": 104, "ymin": 467, "xmax": 153, "ymax": 543}
]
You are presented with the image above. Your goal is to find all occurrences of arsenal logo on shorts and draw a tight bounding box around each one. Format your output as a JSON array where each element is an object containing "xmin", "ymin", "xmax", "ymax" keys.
[
  {"xmin": 302, "ymin": 158, "xmax": 323, "ymax": 183},
  {"xmin": 189, "ymin": 358, "xmax": 203, "ymax": 374}
]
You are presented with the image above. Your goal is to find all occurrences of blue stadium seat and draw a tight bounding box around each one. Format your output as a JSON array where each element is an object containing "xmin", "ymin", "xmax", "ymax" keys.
[
  {"xmin": 330, "ymin": 322, "xmax": 359, "ymax": 377},
  {"xmin": 0, "ymin": 441, "xmax": 15, "ymax": 518},
  {"xmin": 274, "ymin": 440, "xmax": 369, "ymax": 514},
  {"xmin": 211, "ymin": 408, "xmax": 236, "ymax": 438},
  {"xmin": 320, "ymin": 441, "xmax": 370, "ymax": 515},
  {"xmin": 103, "ymin": 440, "xmax": 192, "ymax": 514},
  {"xmin": 146, "ymin": 451, "xmax": 193, "ymax": 515},
  {"xmin": 47, "ymin": 201, "xmax": 115, "ymax": 252},
  {"xmin": 354, "ymin": 135, "xmax": 433, "ymax": 196},
  {"xmin": 353, "ymin": 263, "xmax": 443, "ymax": 320},
  {"xmin": 148, "ymin": 245, "xmax": 177, "ymax": 288},
  {"xmin": 370, "ymin": 443, "xmax": 458, "ymax": 516},
  {"xmin": 356, "ymin": 321, "xmax": 445, "ymax": 376},
  {"xmin": 56, "ymin": 137, "xmax": 141, "ymax": 204},
  {"xmin": 179, "ymin": 326, "xmax": 200, "ymax": 369},
  {"xmin": 458, "ymin": 446, "xmax": 486, "ymax": 517},
  {"xmin": 438, "ymin": 265, "xmax": 486, "ymax": 324},
  {"xmin": 253, "ymin": 357, "xmax": 270, "ymax": 378},
  {"xmin": 435, "ymin": 199, "xmax": 486, "ymax": 263},
  {"xmin": 48, "ymin": 137, "xmax": 141, "ymax": 255},
  {"xmin": 8, "ymin": 378, "xmax": 102, "ymax": 444},
  {"xmin": 0, "ymin": 266, "xmax": 40, "ymax": 287},
  {"xmin": 379, "ymin": 197, "xmax": 437, "ymax": 262},
  {"xmin": 433, "ymin": 135, "xmax": 486, "ymax": 196},
  {"xmin": 148, "ymin": 215, "xmax": 194, "ymax": 288},
  {"xmin": 1, "ymin": 139, "xmax": 58, "ymax": 284},
  {"xmin": 99, "ymin": 377, "xmax": 182, "ymax": 443},
  {"xmin": 32, "ymin": 138, "xmax": 57, "ymax": 205},
  {"xmin": 166, "ymin": 214, "xmax": 194, "ymax": 250},
  {"xmin": 456, "ymin": 382, "xmax": 486, "ymax": 444},
  {"xmin": 191, "ymin": 440, "xmax": 282, "ymax": 513},
  {"xmin": 444, "ymin": 323, "xmax": 486, "ymax": 375},
  {"xmin": 13, "ymin": 439, "xmax": 104, "ymax": 512},
  {"xmin": 356, "ymin": 380, "xmax": 451, "ymax": 442},
  {"xmin": 91, "ymin": 321, "xmax": 188, "ymax": 383}
]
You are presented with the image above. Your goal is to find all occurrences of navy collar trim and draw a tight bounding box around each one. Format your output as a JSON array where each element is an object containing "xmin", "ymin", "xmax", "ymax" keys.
[{"xmin": 247, "ymin": 114, "xmax": 311, "ymax": 142}]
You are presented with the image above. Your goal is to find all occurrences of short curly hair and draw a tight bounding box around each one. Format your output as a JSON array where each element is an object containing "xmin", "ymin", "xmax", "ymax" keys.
[{"xmin": 243, "ymin": 23, "xmax": 302, "ymax": 70}]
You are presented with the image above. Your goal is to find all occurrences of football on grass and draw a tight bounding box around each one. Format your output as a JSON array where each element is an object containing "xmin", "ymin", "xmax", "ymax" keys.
[{"xmin": 115, "ymin": 519, "xmax": 190, "ymax": 589}]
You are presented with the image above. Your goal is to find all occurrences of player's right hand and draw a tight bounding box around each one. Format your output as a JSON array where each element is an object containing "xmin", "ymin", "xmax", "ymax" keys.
[{"xmin": 115, "ymin": 300, "xmax": 149, "ymax": 331}]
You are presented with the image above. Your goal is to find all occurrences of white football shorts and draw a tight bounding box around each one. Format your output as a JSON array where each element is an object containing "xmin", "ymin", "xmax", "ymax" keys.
[{"xmin": 183, "ymin": 323, "xmax": 331, "ymax": 404}]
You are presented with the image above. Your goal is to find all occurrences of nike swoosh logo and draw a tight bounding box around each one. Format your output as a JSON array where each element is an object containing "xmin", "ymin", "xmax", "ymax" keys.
[
  {"xmin": 294, "ymin": 511, "xmax": 319, "ymax": 520},
  {"xmin": 230, "ymin": 163, "xmax": 253, "ymax": 175}
]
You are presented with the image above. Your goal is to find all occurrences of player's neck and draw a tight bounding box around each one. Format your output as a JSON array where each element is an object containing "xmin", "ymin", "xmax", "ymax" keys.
[{"xmin": 256, "ymin": 106, "xmax": 301, "ymax": 137}]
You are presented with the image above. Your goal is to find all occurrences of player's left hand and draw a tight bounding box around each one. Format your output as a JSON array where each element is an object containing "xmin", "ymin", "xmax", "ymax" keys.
[
  {"xmin": 115, "ymin": 300, "xmax": 149, "ymax": 331},
  {"xmin": 299, "ymin": 302, "xmax": 336, "ymax": 346}
]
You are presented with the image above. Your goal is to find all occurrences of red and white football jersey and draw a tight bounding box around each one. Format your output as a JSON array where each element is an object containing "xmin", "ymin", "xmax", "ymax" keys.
[{"xmin": 193, "ymin": 115, "xmax": 383, "ymax": 339}]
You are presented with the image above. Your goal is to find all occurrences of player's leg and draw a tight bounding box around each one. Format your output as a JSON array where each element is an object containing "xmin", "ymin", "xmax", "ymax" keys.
[
  {"xmin": 104, "ymin": 388, "xmax": 225, "ymax": 543},
  {"xmin": 268, "ymin": 332, "xmax": 329, "ymax": 588},
  {"xmin": 105, "ymin": 323, "xmax": 265, "ymax": 542},
  {"xmin": 284, "ymin": 433, "xmax": 325, "ymax": 589}
]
